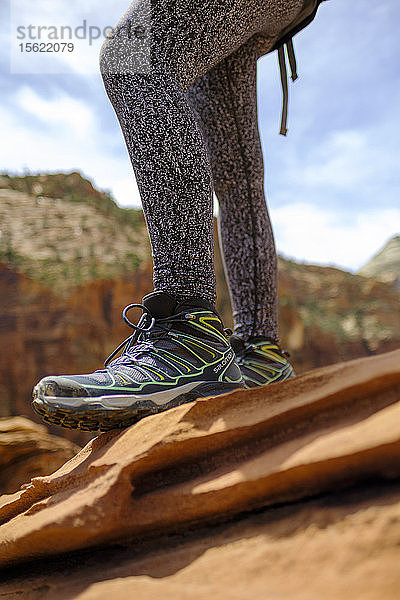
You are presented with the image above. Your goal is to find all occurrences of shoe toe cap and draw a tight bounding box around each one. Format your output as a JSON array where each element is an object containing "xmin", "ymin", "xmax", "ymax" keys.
[{"xmin": 34, "ymin": 376, "xmax": 89, "ymax": 399}]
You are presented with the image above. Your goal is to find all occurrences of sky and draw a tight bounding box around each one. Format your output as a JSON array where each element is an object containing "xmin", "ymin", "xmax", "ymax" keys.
[{"xmin": 1, "ymin": 0, "xmax": 399, "ymax": 272}]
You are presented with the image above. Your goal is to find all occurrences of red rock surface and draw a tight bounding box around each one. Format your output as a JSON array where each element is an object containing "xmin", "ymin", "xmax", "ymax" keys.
[
  {"xmin": 277, "ymin": 259, "xmax": 400, "ymax": 371},
  {"xmin": 0, "ymin": 261, "xmax": 153, "ymax": 444},
  {"xmin": 0, "ymin": 350, "xmax": 399, "ymax": 600},
  {"xmin": 0, "ymin": 417, "xmax": 79, "ymax": 495}
]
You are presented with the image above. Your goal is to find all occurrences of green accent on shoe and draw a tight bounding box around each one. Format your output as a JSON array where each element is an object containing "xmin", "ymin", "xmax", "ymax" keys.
[
  {"xmin": 229, "ymin": 334, "xmax": 295, "ymax": 389},
  {"xmin": 32, "ymin": 292, "xmax": 245, "ymax": 431}
]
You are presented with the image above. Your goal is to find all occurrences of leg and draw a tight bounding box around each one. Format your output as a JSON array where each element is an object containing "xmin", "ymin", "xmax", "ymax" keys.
[
  {"xmin": 32, "ymin": 1, "xmax": 304, "ymax": 429},
  {"xmin": 186, "ymin": 38, "xmax": 279, "ymax": 343},
  {"xmin": 99, "ymin": 0, "xmax": 303, "ymax": 307}
]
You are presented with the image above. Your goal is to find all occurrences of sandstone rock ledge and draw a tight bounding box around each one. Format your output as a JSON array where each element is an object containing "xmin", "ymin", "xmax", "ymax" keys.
[
  {"xmin": 0, "ymin": 417, "xmax": 79, "ymax": 495},
  {"xmin": 1, "ymin": 350, "xmax": 400, "ymax": 599}
]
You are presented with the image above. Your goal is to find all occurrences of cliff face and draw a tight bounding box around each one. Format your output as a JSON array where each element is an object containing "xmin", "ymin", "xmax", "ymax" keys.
[
  {"xmin": 0, "ymin": 177, "xmax": 149, "ymax": 291},
  {"xmin": 0, "ymin": 350, "xmax": 399, "ymax": 598},
  {"xmin": 0, "ymin": 261, "xmax": 153, "ymax": 444},
  {"xmin": 358, "ymin": 234, "xmax": 400, "ymax": 287},
  {"xmin": 277, "ymin": 258, "xmax": 400, "ymax": 372}
]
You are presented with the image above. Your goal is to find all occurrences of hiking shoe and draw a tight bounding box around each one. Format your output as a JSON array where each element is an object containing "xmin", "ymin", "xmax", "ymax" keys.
[
  {"xmin": 228, "ymin": 334, "xmax": 295, "ymax": 388},
  {"xmin": 32, "ymin": 291, "xmax": 244, "ymax": 431}
]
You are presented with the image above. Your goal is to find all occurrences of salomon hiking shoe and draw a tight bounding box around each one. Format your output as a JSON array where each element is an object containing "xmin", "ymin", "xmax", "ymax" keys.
[
  {"xmin": 228, "ymin": 334, "xmax": 295, "ymax": 388},
  {"xmin": 32, "ymin": 291, "xmax": 244, "ymax": 431}
]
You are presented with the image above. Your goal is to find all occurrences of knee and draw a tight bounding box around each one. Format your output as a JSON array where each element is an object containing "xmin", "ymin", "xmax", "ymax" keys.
[
  {"xmin": 98, "ymin": 36, "xmax": 111, "ymax": 81},
  {"xmin": 99, "ymin": 15, "xmax": 151, "ymax": 80}
]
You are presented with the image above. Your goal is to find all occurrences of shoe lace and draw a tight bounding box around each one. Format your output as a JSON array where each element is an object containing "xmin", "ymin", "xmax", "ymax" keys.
[{"xmin": 104, "ymin": 303, "xmax": 192, "ymax": 368}]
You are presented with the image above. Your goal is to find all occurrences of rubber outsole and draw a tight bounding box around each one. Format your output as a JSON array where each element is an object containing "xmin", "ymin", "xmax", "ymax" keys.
[{"xmin": 31, "ymin": 382, "xmax": 243, "ymax": 432}]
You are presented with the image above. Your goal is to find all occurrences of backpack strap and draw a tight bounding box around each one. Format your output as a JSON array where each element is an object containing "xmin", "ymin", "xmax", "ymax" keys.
[{"xmin": 278, "ymin": 38, "xmax": 298, "ymax": 136}]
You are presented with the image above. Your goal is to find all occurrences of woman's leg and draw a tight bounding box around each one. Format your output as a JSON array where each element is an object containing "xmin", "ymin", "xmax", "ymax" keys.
[
  {"xmin": 32, "ymin": 1, "xmax": 304, "ymax": 430},
  {"xmin": 99, "ymin": 0, "xmax": 303, "ymax": 308},
  {"xmin": 186, "ymin": 38, "xmax": 279, "ymax": 343}
]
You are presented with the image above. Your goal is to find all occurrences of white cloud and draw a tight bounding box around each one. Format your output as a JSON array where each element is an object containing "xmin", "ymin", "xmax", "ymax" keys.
[
  {"xmin": 16, "ymin": 87, "xmax": 94, "ymax": 138},
  {"xmin": 0, "ymin": 98, "xmax": 141, "ymax": 209},
  {"xmin": 301, "ymin": 130, "xmax": 370, "ymax": 188},
  {"xmin": 112, "ymin": 176, "xmax": 141, "ymax": 208},
  {"xmin": 270, "ymin": 202, "xmax": 400, "ymax": 271},
  {"xmin": 288, "ymin": 128, "xmax": 399, "ymax": 194}
]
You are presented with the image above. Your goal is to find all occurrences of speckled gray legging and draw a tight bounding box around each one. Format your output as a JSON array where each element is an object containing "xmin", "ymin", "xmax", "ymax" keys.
[{"xmin": 99, "ymin": 0, "xmax": 303, "ymax": 343}]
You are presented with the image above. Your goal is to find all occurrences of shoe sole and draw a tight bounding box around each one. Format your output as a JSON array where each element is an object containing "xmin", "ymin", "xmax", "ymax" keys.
[{"xmin": 32, "ymin": 381, "xmax": 243, "ymax": 432}]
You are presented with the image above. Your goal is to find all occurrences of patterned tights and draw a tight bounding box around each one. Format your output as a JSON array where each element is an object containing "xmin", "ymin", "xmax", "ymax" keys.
[{"xmin": 99, "ymin": 0, "xmax": 303, "ymax": 342}]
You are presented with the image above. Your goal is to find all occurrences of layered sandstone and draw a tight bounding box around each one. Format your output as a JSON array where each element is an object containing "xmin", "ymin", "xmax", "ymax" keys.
[
  {"xmin": 358, "ymin": 234, "xmax": 400, "ymax": 286},
  {"xmin": 0, "ymin": 417, "xmax": 79, "ymax": 495},
  {"xmin": 0, "ymin": 350, "xmax": 399, "ymax": 596}
]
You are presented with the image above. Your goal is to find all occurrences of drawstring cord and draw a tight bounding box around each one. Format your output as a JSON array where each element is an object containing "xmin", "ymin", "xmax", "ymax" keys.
[
  {"xmin": 278, "ymin": 38, "xmax": 298, "ymax": 136},
  {"xmin": 104, "ymin": 303, "xmax": 187, "ymax": 367}
]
